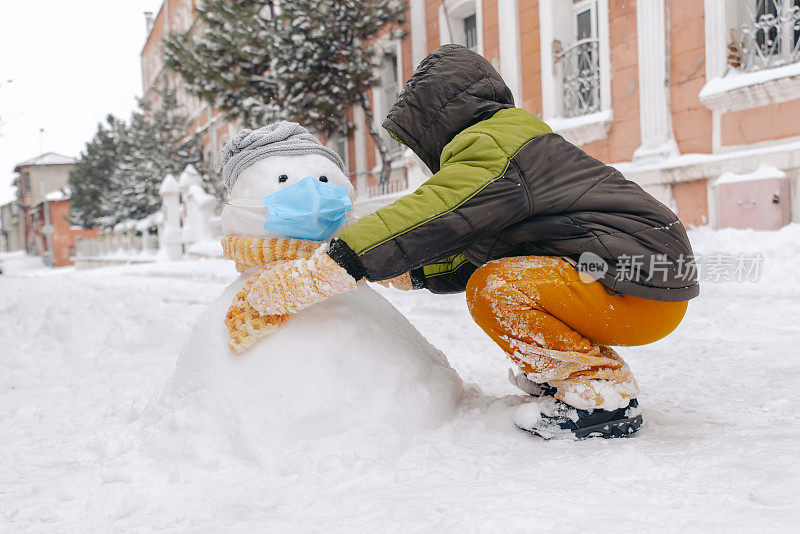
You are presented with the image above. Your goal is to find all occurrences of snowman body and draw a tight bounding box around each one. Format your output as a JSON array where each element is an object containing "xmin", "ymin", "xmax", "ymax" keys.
[{"xmin": 144, "ymin": 153, "xmax": 463, "ymax": 463}]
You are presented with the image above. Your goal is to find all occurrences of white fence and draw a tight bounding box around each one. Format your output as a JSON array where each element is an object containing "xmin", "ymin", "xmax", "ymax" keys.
[{"xmin": 73, "ymin": 164, "xmax": 221, "ymax": 269}]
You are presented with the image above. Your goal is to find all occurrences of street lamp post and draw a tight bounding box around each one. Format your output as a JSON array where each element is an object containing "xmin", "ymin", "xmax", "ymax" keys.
[{"xmin": 39, "ymin": 128, "xmax": 53, "ymax": 266}]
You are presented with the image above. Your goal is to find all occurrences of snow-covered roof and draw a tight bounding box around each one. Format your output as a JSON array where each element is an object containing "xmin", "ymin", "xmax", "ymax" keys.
[{"xmin": 13, "ymin": 152, "xmax": 77, "ymax": 172}]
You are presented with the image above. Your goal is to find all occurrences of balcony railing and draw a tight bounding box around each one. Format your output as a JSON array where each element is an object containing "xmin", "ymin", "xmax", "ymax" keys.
[
  {"xmin": 368, "ymin": 177, "xmax": 408, "ymax": 198},
  {"xmin": 351, "ymin": 167, "xmax": 408, "ymax": 199},
  {"xmin": 740, "ymin": 0, "xmax": 800, "ymax": 71},
  {"xmin": 558, "ymin": 38, "xmax": 602, "ymax": 118}
]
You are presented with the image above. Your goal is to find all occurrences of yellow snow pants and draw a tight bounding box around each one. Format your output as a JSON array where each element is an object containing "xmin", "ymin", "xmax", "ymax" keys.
[{"xmin": 466, "ymin": 256, "xmax": 688, "ymax": 409}]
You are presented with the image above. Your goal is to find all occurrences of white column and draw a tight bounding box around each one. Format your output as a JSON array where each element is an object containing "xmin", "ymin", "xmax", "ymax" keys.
[
  {"xmin": 476, "ymin": 0, "xmax": 485, "ymax": 56},
  {"xmin": 141, "ymin": 230, "xmax": 152, "ymax": 254},
  {"xmin": 497, "ymin": 0, "xmax": 522, "ymax": 105},
  {"xmin": 158, "ymin": 174, "xmax": 183, "ymax": 261},
  {"xmin": 703, "ymin": 0, "xmax": 728, "ymax": 82},
  {"xmin": 633, "ymin": 0, "xmax": 679, "ymax": 163},
  {"xmin": 439, "ymin": 3, "xmax": 452, "ymax": 45},
  {"xmin": 353, "ymin": 106, "xmax": 369, "ymax": 198},
  {"xmin": 704, "ymin": 0, "xmax": 727, "ymax": 152},
  {"xmin": 409, "ymin": 0, "xmax": 427, "ymax": 67},
  {"xmin": 538, "ymin": 0, "xmax": 557, "ymax": 120}
]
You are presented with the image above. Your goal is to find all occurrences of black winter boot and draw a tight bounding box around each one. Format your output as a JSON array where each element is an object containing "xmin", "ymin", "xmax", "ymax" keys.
[{"xmin": 514, "ymin": 397, "xmax": 643, "ymax": 440}]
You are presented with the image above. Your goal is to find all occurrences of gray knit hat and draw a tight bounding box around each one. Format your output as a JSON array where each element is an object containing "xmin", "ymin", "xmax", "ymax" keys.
[{"xmin": 215, "ymin": 121, "xmax": 346, "ymax": 193}]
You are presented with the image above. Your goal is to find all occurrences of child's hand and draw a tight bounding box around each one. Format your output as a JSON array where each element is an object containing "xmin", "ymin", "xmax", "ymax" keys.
[
  {"xmin": 378, "ymin": 272, "xmax": 413, "ymax": 291},
  {"xmin": 247, "ymin": 253, "xmax": 357, "ymax": 315}
]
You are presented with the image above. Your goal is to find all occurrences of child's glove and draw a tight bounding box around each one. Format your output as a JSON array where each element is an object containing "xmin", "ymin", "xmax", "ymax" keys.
[
  {"xmin": 378, "ymin": 272, "xmax": 413, "ymax": 291},
  {"xmin": 246, "ymin": 252, "xmax": 357, "ymax": 316}
]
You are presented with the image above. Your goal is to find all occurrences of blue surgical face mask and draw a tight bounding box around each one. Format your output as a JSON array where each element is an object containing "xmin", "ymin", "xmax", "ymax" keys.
[{"xmin": 259, "ymin": 176, "xmax": 351, "ymax": 241}]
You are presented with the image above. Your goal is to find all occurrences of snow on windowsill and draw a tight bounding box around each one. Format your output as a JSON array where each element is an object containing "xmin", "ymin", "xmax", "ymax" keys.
[
  {"xmin": 699, "ymin": 61, "xmax": 800, "ymax": 113},
  {"xmin": 545, "ymin": 109, "xmax": 614, "ymax": 146},
  {"xmin": 615, "ymin": 138, "xmax": 800, "ymax": 174},
  {"xmin": 715, "ymin": 163, "xmax": 787, "ymax": 185},
  {"xmin": 612, "ymin": 138, "xmax": 800, "ymax": 189}
]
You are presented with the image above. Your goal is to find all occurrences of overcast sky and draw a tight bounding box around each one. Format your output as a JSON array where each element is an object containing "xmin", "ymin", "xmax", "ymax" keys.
[{"xmin": 0, "ymin": 0, "xmax": 164, "ymax": 204}]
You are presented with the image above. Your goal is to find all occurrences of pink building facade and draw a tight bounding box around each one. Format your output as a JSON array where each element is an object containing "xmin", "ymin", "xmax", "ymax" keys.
[
  {"xmin": 141, "ymin": 0, "xmax": 237, "ymax": 171},
  {"xmin": 143, "ymin": 0, "xmax": 800, "ymax": 230}
]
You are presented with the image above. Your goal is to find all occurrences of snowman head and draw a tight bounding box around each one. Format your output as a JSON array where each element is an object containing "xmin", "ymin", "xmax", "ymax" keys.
[{"xmin": 216, "ymin": 122, "xmax": 354, "ymax": 240}]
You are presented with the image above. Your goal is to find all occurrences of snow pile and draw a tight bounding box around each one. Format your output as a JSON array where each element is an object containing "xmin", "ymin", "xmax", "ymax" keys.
[
  {"xmin": 137, "ymin": 147, "xmax": 465, "ymax": 467},
  {"xmin": 3, "ymin": 226, "xmax": 800, "ymax": 530},
  {"xmin": 141, "ymin": 277, "xmax": 464, "ymax": 467}
]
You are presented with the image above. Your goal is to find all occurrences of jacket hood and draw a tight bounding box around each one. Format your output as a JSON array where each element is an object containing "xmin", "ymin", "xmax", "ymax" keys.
[{"xmin": 381, "ymin": 44, "xmax": 515, "ymax": 173}]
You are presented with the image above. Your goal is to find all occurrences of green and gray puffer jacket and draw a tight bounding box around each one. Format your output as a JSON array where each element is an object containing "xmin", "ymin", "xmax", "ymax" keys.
[{"xmin": 327, "ymin": 44, "xmax": 699, "ymax": 302}]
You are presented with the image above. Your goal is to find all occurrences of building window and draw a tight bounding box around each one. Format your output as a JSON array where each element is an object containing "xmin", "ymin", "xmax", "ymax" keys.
[
  {"xmin": 539, "ymin": 0, "xmax": 612, "ymax": 144},
  {"xmin": 699, "ymin": 0, "xmax": 800, "ymax": 115},
  {"xmin": 22, "ymin": 172, "xmax": 32, "ymax": 195},
  {"xmin": 440, "ymin": 0, "xmax": 483, "ymax": 54},
  {"xmin": 464, "ymin": 14, "xmax": 478, "ymax": 51},
  {"xmin": 739, "ymin": 0, "xmax": 800, "ymax": 71},
  {"xmin": 558, "ymin": 0, "xmax": 601, "ymax": 118},
  {"xmin": 378, "ymin": 51, "xmax": 402, "ymax": 155},
  {"xmin": 329, "ymin": 135, "xmax": 349, "ymax": 174}
]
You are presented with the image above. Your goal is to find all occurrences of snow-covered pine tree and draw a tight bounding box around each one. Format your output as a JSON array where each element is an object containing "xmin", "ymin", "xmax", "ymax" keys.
[
  {"xmin": 68, "ymin": 115, "xmax": 126, "ymax": 228},
  {"xmin": 164, "ymin": 0, "xmax": 280, "ymax": 128},
  {"xmin": 271, "ymin": 0, "xmax": 406, "ymax": 189},
  {"xmin": 105, "ymin": 92, "xmax": 214, "ymax": 226}
]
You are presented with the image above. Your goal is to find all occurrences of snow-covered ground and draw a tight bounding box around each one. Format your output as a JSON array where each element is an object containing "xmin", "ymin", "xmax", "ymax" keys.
[{"xmin": 1, "ymin": 226, "xmax": 799, "ymax": 532}]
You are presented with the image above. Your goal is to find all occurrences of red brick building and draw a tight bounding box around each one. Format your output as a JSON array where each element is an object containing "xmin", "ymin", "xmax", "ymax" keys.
[
  {"xmin": 10, "ymin": 153, "xmax": 99, "ymax": 267},
  {"xmin": 141, "ymin": 1, "xmax": 237, "ymax": 170},
  {"xmin": 23, "ymin": 197, "xmax": 99, "ymax": 267}
]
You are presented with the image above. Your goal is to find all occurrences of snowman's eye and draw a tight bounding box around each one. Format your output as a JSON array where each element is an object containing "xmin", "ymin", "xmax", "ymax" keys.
[
  {"xmin": 319, "ymin": 176, "xmax": 328, "ymax": 183},
  {"xmin": 278, "ymin": 174, "xmax": 288, "ymax": 183}
]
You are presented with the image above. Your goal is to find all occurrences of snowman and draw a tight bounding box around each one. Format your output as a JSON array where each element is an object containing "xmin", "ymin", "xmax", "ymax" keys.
[{"xmin": 143, "ymin": 122, "xmax": 464, "ymax": 464}]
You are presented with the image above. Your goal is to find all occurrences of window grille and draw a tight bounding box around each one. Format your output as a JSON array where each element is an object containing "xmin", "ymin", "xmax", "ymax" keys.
[
  {"xmin": 558, "ymin": 38, "xmax": 601, "ymax": 117},
  {"xmin": 555, "ymin": 0, "xmax": 602, "ymax": 118},
  {"xmin": 740, "ymin": 0, "xmax": 800, "ymax": 71}
]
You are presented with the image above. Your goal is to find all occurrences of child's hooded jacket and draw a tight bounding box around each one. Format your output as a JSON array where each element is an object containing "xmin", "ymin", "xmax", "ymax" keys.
[{"xmin": 328, "ymin": 44, "xmax": 699, "ymax": 302}]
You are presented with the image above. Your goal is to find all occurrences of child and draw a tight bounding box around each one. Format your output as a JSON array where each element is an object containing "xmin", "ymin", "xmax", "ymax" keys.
[{"xmin": 247, "ymin": 44, "xmax": 699, "ymax": 439}]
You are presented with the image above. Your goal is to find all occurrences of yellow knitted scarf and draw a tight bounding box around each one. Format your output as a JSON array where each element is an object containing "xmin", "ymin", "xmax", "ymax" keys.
[{"xmin": 221, "ymin": 236, "xmax": 323, "ymax": 353}]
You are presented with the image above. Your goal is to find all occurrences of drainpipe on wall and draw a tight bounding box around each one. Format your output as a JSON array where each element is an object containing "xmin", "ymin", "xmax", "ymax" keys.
[{"xmin": 38, "ymin": 129, "xmax": 53, "ymax": 266}]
